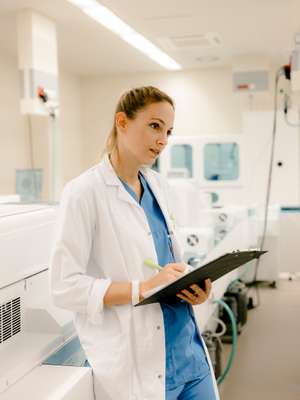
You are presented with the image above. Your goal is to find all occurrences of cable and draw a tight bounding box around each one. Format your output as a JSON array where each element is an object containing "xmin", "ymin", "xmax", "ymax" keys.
[
  {"xmin": 213, "ymin": 299, "xmax": 238, "ymax": 385},
  {"xmin": 248, "ymin": 67, "xmax": 285, "ymax": 304},
  {"xmin": 27, "ymin": 115, "xmax": 39, "ymax": 202},
  {"xmin": 257, "ymin": 68, "xmax": 282, "ymax": 256}
]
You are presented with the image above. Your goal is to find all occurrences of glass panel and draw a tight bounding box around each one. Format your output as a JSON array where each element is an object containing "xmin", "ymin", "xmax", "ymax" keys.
[
  {"xmin": 16, "ymin": 169, "xmax": 43, "ymax": 203},
  {"xmin": 43, "ymin": 336, "xmax": 88, "ymax": 367},
  {"xmin": 170, "ymin": 144, "xmax": 193, "ymax": 178},
  {"xmin": 204, "ymin": 142, "xmax": 239, "ymax": 181}
]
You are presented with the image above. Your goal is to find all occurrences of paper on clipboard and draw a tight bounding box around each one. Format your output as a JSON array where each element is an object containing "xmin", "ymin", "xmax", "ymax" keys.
[{"xmin": 143, "ymin": 264, "xmax": 193, "ymax": 298}]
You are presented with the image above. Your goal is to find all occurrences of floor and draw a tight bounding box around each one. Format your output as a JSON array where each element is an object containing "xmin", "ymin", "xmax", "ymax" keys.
[{"xmin": 219, "ymin": 279, "xmax": 300, "ymax": 400}]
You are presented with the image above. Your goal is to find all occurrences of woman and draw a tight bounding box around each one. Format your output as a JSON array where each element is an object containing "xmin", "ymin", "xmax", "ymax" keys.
[{"xmin": 50, "ymin": 86, "xmax": 220, "ymax": 400}]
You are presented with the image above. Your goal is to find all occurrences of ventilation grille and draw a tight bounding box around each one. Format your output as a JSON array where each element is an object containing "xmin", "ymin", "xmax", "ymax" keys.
[
  {"xmin": 165, "ymin": 33, "xmax": 221, "ymax": 50},
  {"xmin": 0, "ymin": 297, "xmax": 21, "ymax": 344}
]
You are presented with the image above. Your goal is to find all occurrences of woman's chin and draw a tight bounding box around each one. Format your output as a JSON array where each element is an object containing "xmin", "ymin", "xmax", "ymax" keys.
[
  {"xmin": 141, "ymin": 162, "xmax": 153, "ymax": 168},
  {"xmin": 141, "ymin": 158, "xmax": 155, "ymax": 168},
  {"xmin": 139, "ymin": 155, "xmax": 155, "ymax": 167}
]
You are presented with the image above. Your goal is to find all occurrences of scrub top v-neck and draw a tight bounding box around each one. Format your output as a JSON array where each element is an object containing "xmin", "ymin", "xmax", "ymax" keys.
[{"xmin": 119, "ymin": 172, "xmax": 210, "ymax": 390}]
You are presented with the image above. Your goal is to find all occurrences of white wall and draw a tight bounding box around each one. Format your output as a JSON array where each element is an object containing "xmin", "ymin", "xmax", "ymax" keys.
[
  {"xmin": 59, "ymin": 70, "xmax": 83, "ymax": 183},
  {"xmin": 0, "ymin": 50, "xmax": 82, "ymax": 197},
  {"xmin": 0, "ymin": 53, "xmax": 28, "ymax": 194},
  {"xmin": 80, "ymin": 68, "xmax": 276, "ymax": 170},
  {"xmin": 243, "ymin": 110, "xmax": 300, "ymax": 206},
  {"xmin": 80, "ymin": 67, "xmax": 300, "ymax": 208},
  {"xmin": 1, "ymin": 49, "xmax": 292, "ymax": 206}
]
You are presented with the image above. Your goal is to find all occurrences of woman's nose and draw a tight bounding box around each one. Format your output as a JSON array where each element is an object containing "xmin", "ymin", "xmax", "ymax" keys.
[{"xmin": 157, "ymin": 132, "xmax": 168, "ymax": 147}]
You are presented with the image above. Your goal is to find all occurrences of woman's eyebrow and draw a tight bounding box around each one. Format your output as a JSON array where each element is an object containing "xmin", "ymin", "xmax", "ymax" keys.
[{"xmin": 150, "ymin": 117, "xmax": 165, "ymax": 125}]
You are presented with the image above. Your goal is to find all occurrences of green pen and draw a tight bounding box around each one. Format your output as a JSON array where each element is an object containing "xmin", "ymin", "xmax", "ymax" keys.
[{"xmin": 144, "ymin": 258, "xmax": 163, "ymax": 271}]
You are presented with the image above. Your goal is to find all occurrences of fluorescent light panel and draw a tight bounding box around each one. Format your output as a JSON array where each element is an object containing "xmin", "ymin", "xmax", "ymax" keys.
[
  {"xmin": 68, "ymin": 0, "xmax": 98, "ymax": 8},
  {"xmin": 67, "ymin": 0, "xmax": 182, "ymax": 70}
]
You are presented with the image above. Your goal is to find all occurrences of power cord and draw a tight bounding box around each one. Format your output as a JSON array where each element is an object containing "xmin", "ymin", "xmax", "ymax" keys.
[
  {"xmin": 247, "ymin": 66, "xmax": 287, "ymax": 307},
  {"xmin": 213, "ymin": 299, "xmax": 238, "ymax": 385}
]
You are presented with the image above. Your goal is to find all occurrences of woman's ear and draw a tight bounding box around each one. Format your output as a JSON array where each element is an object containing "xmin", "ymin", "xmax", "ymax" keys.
[{"xmin": 115, "ymin": 112, "xmax": 127, "ymax": 132}]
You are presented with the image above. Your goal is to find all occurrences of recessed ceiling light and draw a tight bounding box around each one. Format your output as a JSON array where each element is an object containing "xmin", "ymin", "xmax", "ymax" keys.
[{"xmin": 196, "ymin": 56, "xmax": 219, "ymax": 63}]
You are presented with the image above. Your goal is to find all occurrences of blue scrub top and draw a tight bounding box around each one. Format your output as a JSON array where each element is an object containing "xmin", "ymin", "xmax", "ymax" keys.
[{"xmin": 120, "ymin": 172, "xmax": 210, "ymax": 390}]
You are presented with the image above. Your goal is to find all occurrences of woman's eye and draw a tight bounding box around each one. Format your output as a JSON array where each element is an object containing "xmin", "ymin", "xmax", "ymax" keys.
[
  {"xmin": 167, "ymin": 130, "xmax": 172, "ymax": 137},
  {"xmin": 150, "ymin": 122, "xmax": 160, "ymax": 129}
]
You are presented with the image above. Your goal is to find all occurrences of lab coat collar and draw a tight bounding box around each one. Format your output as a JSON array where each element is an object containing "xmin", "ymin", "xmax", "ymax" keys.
[
  {"xmin": 99, "ymin": 153, "xmax": 150, "ymax": 207},
  {"xmin": 100, "ymin": 153, "xmax": 150, "ymax": 187},
  {"xmin": 99, "ymin": 153, "xmax": 174, "ymax": 240}
]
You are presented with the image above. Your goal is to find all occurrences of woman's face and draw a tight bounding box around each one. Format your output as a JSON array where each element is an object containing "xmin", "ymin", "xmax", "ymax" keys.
[{"xmin": 116, "ymin": 101, "xmax": 174, "ymax": 166}]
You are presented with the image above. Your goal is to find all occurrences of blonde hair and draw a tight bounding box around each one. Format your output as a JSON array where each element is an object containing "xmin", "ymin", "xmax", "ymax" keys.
[{"xmin": 104, "ymin": 86, "xmax": 174, "ymax": 155}]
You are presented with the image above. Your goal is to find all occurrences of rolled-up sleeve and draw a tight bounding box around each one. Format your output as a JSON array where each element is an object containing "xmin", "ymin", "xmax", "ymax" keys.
[{"xmin": 49, "ymin": 182, "xmax": 111, "ymax": 324}]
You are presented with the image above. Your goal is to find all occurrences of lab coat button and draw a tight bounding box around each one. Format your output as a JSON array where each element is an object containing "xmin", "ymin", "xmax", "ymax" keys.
[
  {"xmin": 156, "ymin": 325, "xmax": 161, "ymax": 330},
  {"xmin": 158, "ymin": 374, "xmax": 162, "ymax": 379}
]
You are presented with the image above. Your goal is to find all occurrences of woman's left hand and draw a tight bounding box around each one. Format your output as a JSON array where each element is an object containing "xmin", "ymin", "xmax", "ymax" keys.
[{"xmin": 176, "ymin": 279, "xmax": 212, "ymax": 305}]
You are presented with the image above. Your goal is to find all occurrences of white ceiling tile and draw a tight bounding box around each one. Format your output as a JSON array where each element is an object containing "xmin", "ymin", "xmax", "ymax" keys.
[{"xmin": 0, "ymin": 0, "xmax": 298, "ymax": 74}]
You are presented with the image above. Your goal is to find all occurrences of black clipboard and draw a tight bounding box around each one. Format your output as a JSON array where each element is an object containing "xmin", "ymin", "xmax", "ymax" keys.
[{"xmin": 136, "ymin": 249, "xmax": 267, "ymax": 306}]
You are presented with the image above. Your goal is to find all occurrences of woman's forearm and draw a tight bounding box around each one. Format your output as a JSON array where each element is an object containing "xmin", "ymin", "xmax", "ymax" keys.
[
  {"xmin": 103, "ymin": 282, "xmax": 132, "ymax": 306},
  {"xmin": 103, "ymin": 264, "xmax": 187, "ymax": 307},
  {"xmin": 103, "ymin": 281, "xmax": 149, "ymax": 306}
]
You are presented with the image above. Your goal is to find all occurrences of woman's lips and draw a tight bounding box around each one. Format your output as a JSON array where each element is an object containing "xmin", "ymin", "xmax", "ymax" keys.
[{"xmin": 149, "ymin": 148, "xmax": 160, "ymax": 156}]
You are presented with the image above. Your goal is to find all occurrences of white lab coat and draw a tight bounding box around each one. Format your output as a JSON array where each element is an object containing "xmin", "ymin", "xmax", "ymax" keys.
[{"xmin": 50, "ymin": 154, "xmax": 220, "ymax": 400}]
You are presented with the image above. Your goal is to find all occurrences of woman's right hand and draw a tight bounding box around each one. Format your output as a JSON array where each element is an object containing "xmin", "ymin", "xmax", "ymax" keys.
[{"xmin": 140, "ymin": 263, "xmax": 187, "ymax": 297}]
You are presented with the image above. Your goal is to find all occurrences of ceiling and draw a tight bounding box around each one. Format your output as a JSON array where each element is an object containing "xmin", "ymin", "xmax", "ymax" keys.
[{"xmin": 0, "ymin": 0, "xmax": 299, "ymax": 76}]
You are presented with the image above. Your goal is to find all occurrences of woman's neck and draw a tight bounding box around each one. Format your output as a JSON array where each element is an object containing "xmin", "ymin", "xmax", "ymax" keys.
[{"xmin": 109, "ymin": 149, "xmax": 140, "ymax": 186}]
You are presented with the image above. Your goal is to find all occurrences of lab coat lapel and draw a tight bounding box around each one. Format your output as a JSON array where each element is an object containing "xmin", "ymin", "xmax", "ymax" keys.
[
  {"xmin": 141, "ymin": 167, "xmax": 183, "ymax": 262},
  {"xmin": 140, "ymin": 168, "xmax": 173, "ymax": 234},
  {"xmin": 100, "ymin": 154, "xmax": 177, "ymax": 237},
  {"xmin": 100, "ymin": 154, "xmax": 139, "ymax": 207},
  {"xmin": 116, "ymin": 185, "xmax": 139, "ymax": 207}
]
